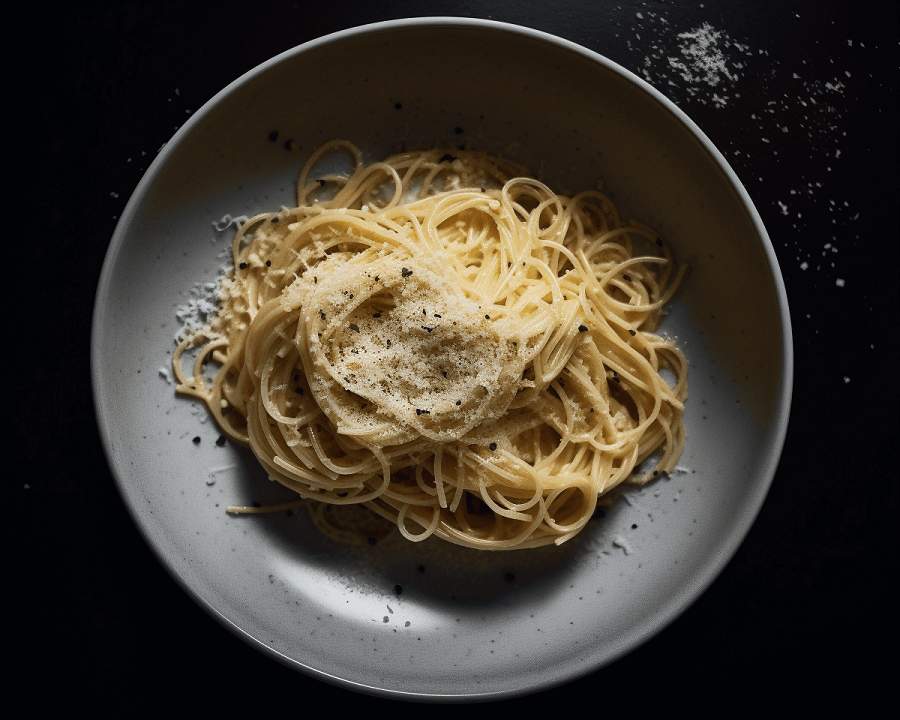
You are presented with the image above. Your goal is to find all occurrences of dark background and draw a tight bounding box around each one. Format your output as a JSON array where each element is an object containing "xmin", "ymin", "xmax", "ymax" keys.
[{"xmin": 21, "ymin": 0, "xmax": 895, "ymax": 709}]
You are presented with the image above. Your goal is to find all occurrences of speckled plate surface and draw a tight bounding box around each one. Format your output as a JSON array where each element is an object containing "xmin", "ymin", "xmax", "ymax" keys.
[{"xmin": 91, "ymin": 18, "xmax": 792, "ymax": 700}]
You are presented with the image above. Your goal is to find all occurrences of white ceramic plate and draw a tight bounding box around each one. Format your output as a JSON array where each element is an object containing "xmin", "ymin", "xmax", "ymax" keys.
[{"xmin": 91, "ymin": 18, "xmax": 791, "ymax": 700}]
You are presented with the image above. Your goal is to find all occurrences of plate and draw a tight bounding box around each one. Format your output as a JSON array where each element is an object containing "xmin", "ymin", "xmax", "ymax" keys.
[{"xmin": 91, "ymin": 18, "xmax": 792, "ymax": 700}]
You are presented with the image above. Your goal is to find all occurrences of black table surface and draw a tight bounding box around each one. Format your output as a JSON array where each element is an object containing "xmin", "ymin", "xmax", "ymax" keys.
[{"xmin": 22, "ymin": 0, "xmax": 895, "ymax": 709}]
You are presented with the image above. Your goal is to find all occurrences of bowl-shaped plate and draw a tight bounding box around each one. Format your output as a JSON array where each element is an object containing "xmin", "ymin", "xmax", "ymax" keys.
[{"xmin": 91, "ymin": 18, "xmax": 792, "ymax": 701}]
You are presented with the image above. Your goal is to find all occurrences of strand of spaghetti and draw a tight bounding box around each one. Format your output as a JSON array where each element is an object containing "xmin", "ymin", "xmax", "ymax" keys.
[
  {"xmin": 227, "ymin": 498, "xmax": 308, "ymax": 514},
  {"xmin": 296, "ymin": 139, "xmax": 363, "ymax": 206},
  {"xmin": 396, "ymin": 503, "xmax": 442, "ymax": 542},
  {"xmin": 432, "ymin": 448, "xmax": 449, "ymax": 509}
]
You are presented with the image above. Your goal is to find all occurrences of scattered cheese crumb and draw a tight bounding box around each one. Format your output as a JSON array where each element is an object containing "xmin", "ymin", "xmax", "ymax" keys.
[
  {"xmin": 213, "ymin": 214, "xmax": 249, "ymax": 232},
  {"xmin": 207, "ymin": 465, "xmax": 236, "ymax": 486},
  {"xmin": 613, "ymin": 536, "xmax": 632, "ymax": 555}
]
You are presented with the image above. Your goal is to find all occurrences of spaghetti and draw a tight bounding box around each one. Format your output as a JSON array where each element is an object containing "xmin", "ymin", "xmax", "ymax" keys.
[{"xmin": 173, "ymin": 140, "xmax": 687, "ymax": 550}]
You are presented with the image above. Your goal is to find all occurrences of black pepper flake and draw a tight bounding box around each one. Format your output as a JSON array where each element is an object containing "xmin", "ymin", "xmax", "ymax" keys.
[
  {"xmin": 442, "ymin": 371, "xmax": 447, "ymax": 378},
  {"xmin": 653, "ymin": 470, "xmax": 659, "ymax": 476},
  {"xmin": 578, "ymin": 324, "xmax": 588, "ymax": 332},
  {"xmin": 265, "ymin": 260, "xmax": 271, "ymax": 267},
  {"xmin": 434, "ymin": 313, "xmax": 441, "ymax": 318},
  {"xmin": 489, "ymin": 442, "xmax": 497, "ymax": 451},
  {"xmin": 454, "ymin": 126, "xmax": 463, "ymax": 134},
  {"xmin": 216, "ymin": 435, "xmax": 226, "ymax": 447},
  {"xmin": 401, "ymin": 267, "xmax": 413, "ymax": 278},
  {"xmin": 395, "ymin": 102, "xmax": 402, "ymax": 109},
  {"xmin": 296, "ymin": 387, "xmax": 304, "ymax": 395},
  {"xmin": 386, "ymin": 339, "xmax": 391, "ymax": 347},
  {"xmin": 239, "ymin": 262, "xmax": 248, "ymax": 270},
  {"xmin": 192, "ymin": 436, "xmax": 201, "ymax": 445},
  {"xmin": 456, "ymin": 400, "xmax": 461, "ymax": 406},
  {"xmin": 421, "ymin": 326, "xmax": 434, "ymax": 332},
  {"xmin": 613, "ymin": 376, "xmax": 621, "ymax": 384},
  {"xmin": 439, "ymin": 153, "xmax": 456, "ymax": 163},
  {"xmin": 623, "ymin": 274, "xmax": 631, "ymax": 282},
  {"xmin": 485, "ymin": 314, "xmax": 490, "ymax": 320},
  {"xmin": 268, "ymin": 130, "xmax": 279, "ymax": 142},
  {"xmin": 294, "ymin": 374, "xmax": 300, "ymax": 382},
  {"xmin": 629, "ymin": 329, "xmax": 636, "ymax": 336},
  {"xmin": 416, "ymin": 408, "xmax": 430, "ymax": 416},
  {"xmin": 319, "ymin": 310, "xmax": 326, "ymax": 320},
  {"xmin": 655, "ymin": 238, "xmax": 663, "ymax": 247},
  {"xmin": 632, "ymin": 523, "xmax": 638, "ymax": 529},
  {"xmin": 284, "ymin": 139, "xmax": 297, "ymax": 151},
  {"xmin": 373, "ymin": 312, "xmax": 381, "ymax": 318}
]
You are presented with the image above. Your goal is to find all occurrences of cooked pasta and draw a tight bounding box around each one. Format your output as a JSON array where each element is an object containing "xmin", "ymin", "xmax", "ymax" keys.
[{"xmin": 173, "ymin": 139, "xmax": 687, "ymax": 550}]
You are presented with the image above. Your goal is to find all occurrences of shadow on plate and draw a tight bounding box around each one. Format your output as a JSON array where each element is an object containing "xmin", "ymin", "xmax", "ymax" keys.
[{"xmin": 228, "ymin": 443, "xmax": 629, "ymax": 610}]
